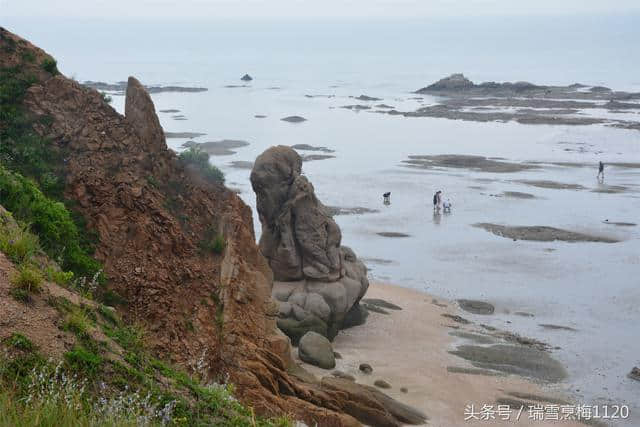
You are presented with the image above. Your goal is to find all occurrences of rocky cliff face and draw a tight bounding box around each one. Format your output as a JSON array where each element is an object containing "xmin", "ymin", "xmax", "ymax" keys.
[
  {"xmin": 1, "ymin": 27, "xmax": 427, "ymax": 426},
  {"xmin": 251, "ymin": 146, "xmax": 369, "ymax": 342}
]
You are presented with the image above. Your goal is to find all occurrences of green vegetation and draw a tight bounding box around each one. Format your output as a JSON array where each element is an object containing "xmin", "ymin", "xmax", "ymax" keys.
[
  {"xmin": 178, "ymin": 146, "xmax": 225, "ymax": 184},
  {"xmin": 0, "ymin": 166, "xmax": 102, "ymax": 281},
  {"xmin": 45, "ymin": 265, "xmax": 74, "ymax": 286},
  {"xmin": 64, "ymin": 346, "xmax": 103, "ymax": 377},
  {"xmin": 9, "ymin": 265, "xmax": 43, "ymax": 301},
  {"xmin": 3, "ymin": 333, "xmax": 34, "ymax": 352},
  {"xmin": 100, "ymin": 92, "xmax": 113, "ymax": 104},
  {"xmin": 0, "ymin": 301, "xmax": 292, "ymax": 426},
  {"xmin": 0, "ymin": 220, "xmax": 39, "ymax": 264},
  {"xmin": 63, "ymin": 306, "xmax": 92, "ymax": 338},
  {"xmin": 1, "ymin": 61, "xmax": 103, "ymax": 285},
  {"xmin": 41, "ymin": 57, "xmax": 58, "ymax": 75},
  {"xmin": 0, "ymin": 65, "xmax": 62, "ymax": 197},
  {"xmin": 20, "ymin": 50, "xmax": 36, "ymax": 64},
  {"xmin": 199, "ymin": 226, "xmax": 226, "ymax": 255}
]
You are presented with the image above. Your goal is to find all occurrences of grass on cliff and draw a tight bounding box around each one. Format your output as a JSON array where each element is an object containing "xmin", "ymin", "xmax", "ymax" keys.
[
  {"xmin": 0, "ymin": 166, "xmax": 102, "ymax": 283},
  {"xmin": 0, "ymin": 307, "xmax": 292, "ymax": 427},
  {"xmin": 178, "ymin": 146, "xmax": 225, "ymax": 184},
  {"xmin": 0, "ymin": 65, "xmax": 63, "ymax": 197},
  {"xmin": 0, "ymin": 215, "xmax": 291, "ymax": 426},
  {"xmin": 0, "ymin": 60, "xmax": 103, "ymax": 286}
]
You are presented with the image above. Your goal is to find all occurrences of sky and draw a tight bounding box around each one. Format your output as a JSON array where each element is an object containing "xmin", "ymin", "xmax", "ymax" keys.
[{"xmin": 2, "ymin": 0, "xmax": 640, "ymax": 20}]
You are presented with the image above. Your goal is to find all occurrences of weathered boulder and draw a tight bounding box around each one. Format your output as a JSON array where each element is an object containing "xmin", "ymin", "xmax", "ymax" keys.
[
  {"xmin": 374, "ymin": 379, "xmax": 392, "ymax": 389},
  {"xmin": 241, "ymin": 73, "xmax": 253, "ymax": 81},
  {"xmin": 277, "ymin": 315, "xmax": 327, "ymax": 345},
  {"xmin": 251, "ymin": 146, "xmax": 369, "ymax": 342},
  {"xmin": 298, "ymin": 331, "xmax": 336, "ymax": 369},
  {"xmin": 359, "ymin": 363, "xmax": 373, "ymax": 374},
  {"xmin": 124, "ymin": 76, "xmax": 166, "ymax": 153}
]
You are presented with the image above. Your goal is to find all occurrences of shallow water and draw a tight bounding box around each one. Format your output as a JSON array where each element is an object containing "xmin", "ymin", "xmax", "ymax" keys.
[{"xmin": 7, "ymin": 15, "xmax": 640, "ymax": 424}]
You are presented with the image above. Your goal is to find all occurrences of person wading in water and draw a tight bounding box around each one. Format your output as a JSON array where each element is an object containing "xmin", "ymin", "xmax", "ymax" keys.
[
  {"xmin": 433, "ymin": 190, "xmax": 442, "ymax": 211},
  {"xmin": 597, "ymin": 161, "xmax": 605, "ymax": 180}
]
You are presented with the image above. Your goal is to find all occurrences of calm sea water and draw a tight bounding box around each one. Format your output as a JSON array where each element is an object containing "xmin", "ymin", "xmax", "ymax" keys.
[{"xmin": 6, "ymin": 15, "xmax": 640, "ymax": 424}]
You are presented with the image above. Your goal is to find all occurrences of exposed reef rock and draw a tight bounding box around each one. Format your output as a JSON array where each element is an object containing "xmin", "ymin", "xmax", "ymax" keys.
[
  {"xmin": 419, "ymin": 73, "xmax": 475, "ymax": 92},
  {"xmin": 83, "ymin": 80, "xmax": 207, "ymax": 93},
  {"xmin": 473, "ymin": 223, "xmax": 619, "ymax": 243},
  {"xmin": 281, "ymin": 115, "xmax": 307, "ymax": 123},
  {"xmin": 291, "ymin": 144, "xmax": 335, "ymax": 153},
  {"xmin": 404, "ymin": 73, "xmax": 640, "ymax": 129},
  {"xmin": 250, "ymin": 146, "xmax": 369, "ymax": 342},
  {"xmin": 353, "ymin": 95, "xmax": 382, "ymax": 101},
  {"xmin": 402, "ymin": 154, "xmax": 537, "ymax": 173},
  {"xmin": 183, "ymin": 139, "xmax": 250, "ymax": 156}
]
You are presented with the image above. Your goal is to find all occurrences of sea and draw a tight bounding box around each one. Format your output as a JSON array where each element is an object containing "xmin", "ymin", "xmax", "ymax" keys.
[{"xmin": 5, "ymin": 13, "xmax": 640, "ymax": 425}]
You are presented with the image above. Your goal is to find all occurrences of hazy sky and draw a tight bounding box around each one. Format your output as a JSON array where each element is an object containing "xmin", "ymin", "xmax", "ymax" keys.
[{"xmin": 3, "ymin": 0, "xmax": 640, "ymax": 20}]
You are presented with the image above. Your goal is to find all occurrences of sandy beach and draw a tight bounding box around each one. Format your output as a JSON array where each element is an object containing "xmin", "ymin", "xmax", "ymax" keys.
[{"xmin": 300, "ymin": 283, "xmax": 587, "ymax": 426}]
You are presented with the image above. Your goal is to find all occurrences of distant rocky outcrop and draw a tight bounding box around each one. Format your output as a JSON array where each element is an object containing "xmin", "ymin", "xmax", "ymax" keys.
[
  {"xmin": 241, "ymin": 74, "xmax": 253, "ymax": 81},
  {"xmin": 251, "ymin": 146, "xmax": 369, "ymax": 342},
  {"xmin": 416, "ymin": 73, "xmax": 542, "ymax": 94},
  {"xmin": 421, "ymin": 73, "xmax": 475, "ymax": 91},
  {"xmin": 281, "ymin": 115, "xmax": 307, "ymax": 123},
  {"xmin": 83, "ymin": 80, "xmax": 207, "ymax": 93}
]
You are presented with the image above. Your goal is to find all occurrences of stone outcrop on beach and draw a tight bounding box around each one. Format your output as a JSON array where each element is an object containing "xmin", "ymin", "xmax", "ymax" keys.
[
  {"xmin": 241, "ymin": 73, "xmax": 253, "ymax": 81},
  {"xmin": 298, "ymin": 331, "xmax": 336, "ymax": 369},
  {"xmin": 250, "ymin": 146, "xmax": 369, "ymax": 342}
]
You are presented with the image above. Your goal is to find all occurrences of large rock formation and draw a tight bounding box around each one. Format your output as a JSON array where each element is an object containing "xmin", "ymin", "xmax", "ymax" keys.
[
  {"xmin": 251, "ymin": 146, "xmax": 369, "ymax": 342},
  {"xmin": 124, "ymin": 76, "xmax": 166, "ymax": 152}
]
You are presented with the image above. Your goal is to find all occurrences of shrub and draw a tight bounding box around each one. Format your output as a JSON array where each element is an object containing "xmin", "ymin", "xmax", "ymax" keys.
[
  {"xmin": 45, "ymin": 266, "xmax": 74, "ymax": 286},
  {"xmin": 64, "ymin": 347, "xmax": 102, "ymax": 376},
  {"xmin": 4, "ymin": 333, "xmax": 34, "ymax": 352},
  {"xmin": 97, "ymin": 304, "xmax": 118, "ymax": 325},
  {"xmin": 63, "ymin": 307, "xmax": 92, "ymax": 338},
  {"xmin": 1, "ymin": 65, "xmax": 103, "ymax": 285},
  {"xmin": 0, "ymin": 219, "xmax": 39, "ymax": 264},
  {"xmin": 10, "ymin": 265, "xmax": 43, "ymax": 298},
  {"xmin": 199, "ymin": 226, "xmax": 226, "ymax": 255},
  {"xmin": 0, "ymin": 166, "xmax": 102, "ymax": 281},
  {"xmin": 20, "ymin": 51, "xmax": 36, "ymax": 63},
  {"xmin": 211, "ymin": 235, "xmax": 226, "ymax": 254},
  {"xmin": 179, "ymin": 146, "xmax": 225, "ymax": 184},
  {"xmin": 99, "ymin": 92, "xmax": 112, "ymax": 104},
  {"xmin": 40, "ymin": 57, "xmax": 58, "ymax": 75}
]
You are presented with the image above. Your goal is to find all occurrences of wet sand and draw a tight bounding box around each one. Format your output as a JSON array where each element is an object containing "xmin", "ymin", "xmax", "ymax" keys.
[{"xmin": 300, "ymin": 283, "xmax": 584, "ymax": 426}]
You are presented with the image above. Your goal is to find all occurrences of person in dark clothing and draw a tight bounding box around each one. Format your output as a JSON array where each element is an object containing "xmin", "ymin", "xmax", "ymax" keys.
[
  {"xmin": 433, "ymin": 190, "xmax": 442, "ymax": 211},
  {"xmin": 597, "ymin": 161, "xmax": 604, "ymax": 179}
]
